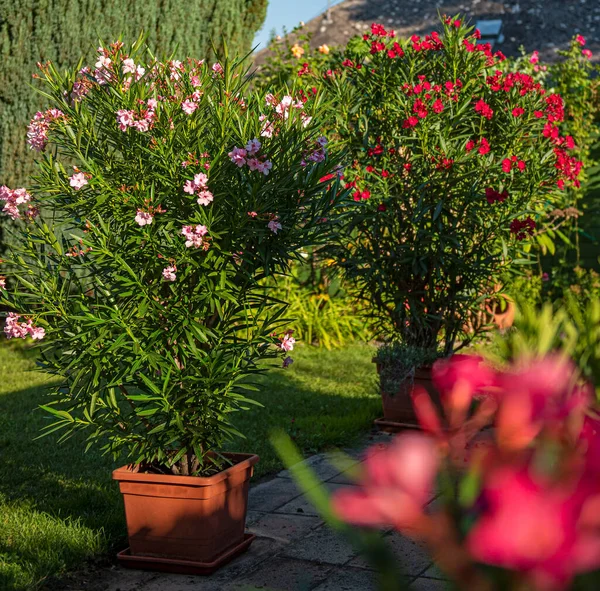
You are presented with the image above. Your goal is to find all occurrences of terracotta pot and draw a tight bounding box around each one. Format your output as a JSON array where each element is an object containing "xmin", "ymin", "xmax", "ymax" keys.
[
  {"xmin": 113, "ymin": 452, "xmax": 259, "ymax": 564},
  {"xmin": 485, "ymin": 294, "xmax": 515, "ymax": 330},
  {"xmin": 375, "ymin": 362, "xmax": 440, "ymax": 424}
]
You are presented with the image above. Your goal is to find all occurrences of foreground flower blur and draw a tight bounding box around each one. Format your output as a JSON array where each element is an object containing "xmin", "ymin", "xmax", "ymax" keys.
[{"xmin": 332, "ymin": 354, "xmax": 600, "ymax": 590}]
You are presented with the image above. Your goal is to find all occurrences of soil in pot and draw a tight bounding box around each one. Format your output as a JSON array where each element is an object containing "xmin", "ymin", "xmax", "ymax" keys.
[{"xmin": 113, "ymin": 452, "xmax": 259, "ymax": 566}]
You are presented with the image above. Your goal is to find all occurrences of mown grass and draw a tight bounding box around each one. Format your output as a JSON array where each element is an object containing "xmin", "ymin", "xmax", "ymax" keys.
[{"xmin": 0, "ymin": 340, "xmax": 379, "ymax": 590}]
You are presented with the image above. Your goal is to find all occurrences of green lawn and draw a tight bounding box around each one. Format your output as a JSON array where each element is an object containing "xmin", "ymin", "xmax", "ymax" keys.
[{"xmin": 0, "ymin": 340, "xmax": 379, "ymax": 590}]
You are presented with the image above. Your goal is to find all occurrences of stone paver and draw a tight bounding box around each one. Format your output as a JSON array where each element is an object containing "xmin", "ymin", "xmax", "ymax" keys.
[
  {"xmin": 274, "ymin": 482, "xmax": 358, "ymax": 516},
  {"xmin": 280, "ymin": 523, "xmax": 358, "ymax": 565},
  {"xmin": 311, "ymin": 566, "xmax": 378, "ymax": 591},
  {"xmin": 228, "ymin": 556, "xmax": 333, "ymax": 591},
  {"xmin": 246, "ymin": 511, "xmax": 323, "ymax": 543},
  {"xmin": 68, "ymin": 429, "xmax": 450, "ymax": 591},
  {"xmin": 247, "ymin": 476, "xmax": 307, "ymax": 512},
  {"xmin": 409, "ymin": 578, "xmax": 450, "ymax": 590},
  {"xmin": 348, "ymin": 532, "xmax": 432, "ymax": 577}
]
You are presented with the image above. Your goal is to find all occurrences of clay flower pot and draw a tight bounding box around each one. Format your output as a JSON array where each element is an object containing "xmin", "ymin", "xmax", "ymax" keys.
[
  {"xmin": 113, "ymin": 452, "xmax": 259, "ymax": 574},
  {"xmin": 374, "ymin": 362, "xmax": 440, "ymax": 430},
  {"xmin": 485, "ymin": 294, "xmax": 515, "ymax": 331}
]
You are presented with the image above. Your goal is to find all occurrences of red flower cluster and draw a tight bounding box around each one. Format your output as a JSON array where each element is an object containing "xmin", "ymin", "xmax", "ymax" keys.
[
  {"xmin": 510, "ymin": 216, "xmax": 536, "ymax": 239},
  {"xmin": 486, "ymin": 71, "xmax": 542, "ymax": 95},
  {"xmin": 554, "ymin": 148, "xmax": 583, "ymax": 189},
  {"xmin": 474, "ymin": 99, "xmax": 494, "ymax": 120},
  {"xmin": 410, "ymin": 32, "xmax": 444, "ymax": 52},
  {"xmin": 502, "ymin": 156, "xmax": 526, "ymax": 173},
  {"xmin": 485, "ymin": 187, "xmax": 508, "ymax": 204}
]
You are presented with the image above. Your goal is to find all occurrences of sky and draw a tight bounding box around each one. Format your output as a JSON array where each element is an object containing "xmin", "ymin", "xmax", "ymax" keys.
[{"xmin": 253, "ymin": 0, "xmax": 345, "ymax": 49}]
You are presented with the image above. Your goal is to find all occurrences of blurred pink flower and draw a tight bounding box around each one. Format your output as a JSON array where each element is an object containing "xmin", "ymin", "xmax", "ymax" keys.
[
  {"xmin": 496, "ymin": 356, "xmax": 589, "ymax": 450},
  {"xmin": 332, "ymin": 433, "xmax": 438, "ymax": 531},
  {"xmin": 162, "ymin": 265, "xmax": 177, "ymax": 282},
  {"xmin": 467, "ymin": 463, "xmax": 600, "ymax": 590}
]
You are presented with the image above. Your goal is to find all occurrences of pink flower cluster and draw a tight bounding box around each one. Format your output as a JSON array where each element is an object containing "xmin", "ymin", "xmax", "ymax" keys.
[
  {"xmin": 162, "ymin": 265, "xmax": 177, "ymax": 281},
  {"xmin": 4, "ymin": 312, "xmax": 45, "ymax": 340},
  {"xmin": 183, "ymin": 173, "xmax": 214, "ymax": 206},
  {"xmin": 27, "ymin": 108, "xmax": 65, "ymax": 151},
  {"xmin": 181, "ymin": 224, "xmax": 209, "ymax": 249},
  {"xmin": 69, "ymin": 171, "xmax": 89, "ymax": 190},
  {"xmin": 228, "ymin": 139, "xmax": 273, "ymax": 175},
  {"xmin": 116, "ymin": 98, "xmax": 157, "ymax": 132},
  {"xmin": 333, "ymin": 354, "xmax": 600, "ymax": 591},
  {"xmin": 0, "ymin": 186, "xmax": 35, "ymax": 220},
  {"xmin": 135, "ymin": 210, "xmax": 153, "ymax": 226},
  {"xmin": 277, "ymin": 330, "xmax": 295, "ymax": 352}
]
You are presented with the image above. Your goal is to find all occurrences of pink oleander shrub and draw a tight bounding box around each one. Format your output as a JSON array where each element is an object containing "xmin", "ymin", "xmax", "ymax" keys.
[
  {"xmin": 315, "ymin": 17, "xmax": 583, "ymax": 353},
  {"xmin": 0, "ymin": 39, "xmax": 345, "ymax": 475},
  {"xmin": 333, "ymin": 354, "xmax": 600, "ymax": 590}
]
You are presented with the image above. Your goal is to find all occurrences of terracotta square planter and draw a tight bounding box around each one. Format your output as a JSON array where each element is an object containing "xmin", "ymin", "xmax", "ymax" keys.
[
  {"xmin": 375, "ymin": 361, "xmax": 440, "ymax": 426},
  {"xmin": 113, "ymin": 452, "xmax": 259, "ymax": 564}
]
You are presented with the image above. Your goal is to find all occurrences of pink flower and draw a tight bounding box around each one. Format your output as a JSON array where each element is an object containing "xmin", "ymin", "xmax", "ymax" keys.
[
  {"xmin": 433, "ymin": 355, "xmax": 497, "ymax": 401},
  {"xmin": 193, "ymin": 173, "xmax": 208, "ymax": 188},
  {"xmin": 279, "ymin": 333, "xmax": 296, "ymax": 351},
  {"xmin": 576, "ymin": 34, "xmax": 586, "ymax": 46},
  {"xmin": 27, "ymin": 109, "xmax": 64, "ymax": 151},
  {"xmin": 268, "ymin": 219, "xmax": 282, "ymax": 234},
  {"xmin": 245, "ymin": 138, "xmax": 261, "ymax": 154},
  {"xmin": 116, "ymin": 109, "xmax": 135, "ymax": 131},
  {"xmin": 182, "ymin": 100, "xmax": 198, "ymax": 114},
  {"xmin": 582, "ymin": 49, "xmax": 593, "ymax": 60},
  {"xmin": 247, "ymin": 211, "xmax": 258, "ymax": 217},
  {"xmin": 467, "ymin": 463, "xmax": 600, "ymax": 590},
  {"xmin": 122, "ymin": 58, "xmax": 137, "ymax": 74},
  {"xmin": 530, "ymin": 50, "xmax": 539, "ymax": 64},
  {"xmin": 211, "ymin": 62, "xmax": 224, "ymax": 75},
  {"xmin": 228, "ymin": 147, "xmax": 247, "ymax": 167},
  {"xmin": 196, "ymin": 190, "xmax": 214, "ymax": 206},
  {"xmin": 332, "ymin": 433, "xmax": 439, "ymax": 530},
  {"xmin": 0, "ymin": 186, "xmax": 32, "ymax": 220},
  {"xmin": 135, "ymin": 210, "xmax": 153, "ymax": 226},
  {"xmin": 69, "ymin": 172, "xmax": 88, "ymax": 190},
  {"xmin": 4, "ymin": 313, "xmax": 45, "ymax": 340},
  {"xmin": 95, "ymin": 55, "xmax": 111, "ymax": 70},
  {"xmin": 496, "ymin": 356, "xmax": 589, "ymax": 450},
  {"xmin": 190, "ymin": 75, "xmax": 202, "ymax": 87},
  {"xmin": 183, "ymin": 173, "xmax": 209, "ymax": 196},
  {"xmin": 162, "ymin": 265, "xmax": 177, "ymax": 282},
  {"xmin": 257, "ymin": 160, "xmax": 273, "ymax": 175},
  {"xmin": 181, "ymin": 224, "xmax": 209, "ymax": 249}
]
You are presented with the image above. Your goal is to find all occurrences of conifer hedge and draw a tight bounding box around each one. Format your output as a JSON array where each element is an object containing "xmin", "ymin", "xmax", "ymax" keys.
[{"xmin": 0, "ymin": 0, "xmax": 268, "ymax": 186}]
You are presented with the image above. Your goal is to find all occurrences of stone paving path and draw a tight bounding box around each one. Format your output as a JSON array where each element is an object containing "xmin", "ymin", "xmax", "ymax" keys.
[{"xmin": 94, "ymin": 431, "xmax": 448, "ymax": 591}]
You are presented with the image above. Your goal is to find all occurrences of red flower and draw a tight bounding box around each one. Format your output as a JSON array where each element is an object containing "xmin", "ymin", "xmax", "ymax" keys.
[
  {"xmin": 366, "ymin": 165, "xmax": 375, "ymax": 173},
  {"xmin": 402, "ymin": 116, "xmax": 419, "ymax": 128},
  {"xmin": 517, "ymin": 160, "xmax": 526, "ymax": 172},
  {"xmin": 370, "ymin": 41, "xmax": 386, "ymax": 54},
  {"xmin": 413, "ymin": 99, "xmax": 428, "ymax": 119},
  {"xmin": 479, "ymin": 137, "xmax": 490, "ymax": 155},
  {"xmin": 465, "ymin": 139, "xmax": 475, "ymax": 152},
  {"xmin": 381, "ymin": 169, "xmax": 390, "ymax": 178},
  {"xmin": 432, "ymin": 99, "xmax": 444, "ymax": 113},
  {"xmin": 502, "ymin": 158, "xmax": 512, "ymax": 173},
  {"xmin": 512, "ymin": 107, "xmax": 525, "ymax": 117},
  {"xmin": 371, "ymin": 23, "xmax": 388, "ymax": 37},
  {"xmin": 474, "ymin": 99, "xmax": 493, "ymax": 120},
  {"xmin": 377, "ymin": 203, "xmax": 387, "ymax": 212},
  {"xmin": 510, "ymin": 217, "xmax": 536, "ymax": 240},
  {"xmin": 583, "ymin": 49, "xmax": 593, "ymax": 60},
  {"xmin": 534, "ymin": 110, "xmax": 544, "ymax": 118},
  {"xmin": 485, "ymin": 187, "xmax": 508, "ymax": 204},
  {"xmin": 387, "ymin": 42, "xmax": 404, "ymax": 58},
  {"xmin": 576, "ymin": 34, "xmax": 586, "ymax": 46}
]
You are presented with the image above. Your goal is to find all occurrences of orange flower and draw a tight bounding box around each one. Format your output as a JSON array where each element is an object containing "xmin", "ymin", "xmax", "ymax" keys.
[
  {"xmin": 291, "ymin": 44, "xmax": 305, "ymax": 58},
  {"xmin": 318, "ymin": 44, "xmax": 330, "ymax": 55}
]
